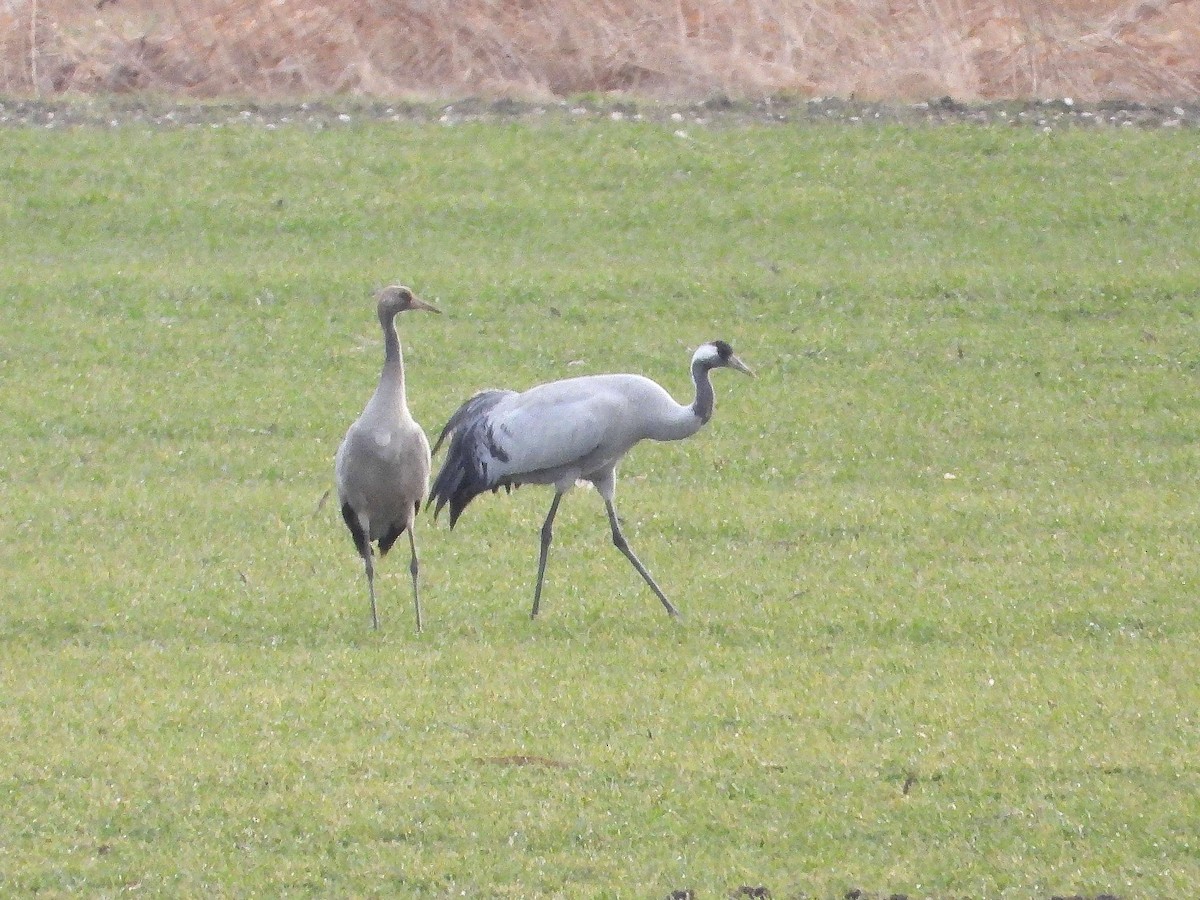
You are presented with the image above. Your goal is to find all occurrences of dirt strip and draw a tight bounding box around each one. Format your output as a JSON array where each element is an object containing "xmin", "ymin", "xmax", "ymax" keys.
[{"xmin": 2, "ymin": 95, "xmax": 1199, "ymax": 130}]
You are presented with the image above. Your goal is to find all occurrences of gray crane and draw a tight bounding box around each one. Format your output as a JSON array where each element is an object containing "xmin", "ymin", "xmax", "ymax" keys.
[
  {"xmin": 427, "ymin": 340, "xmax": 753, "ymax": 618},
  {"xmin": 335, "ymin": 284, "xmax": 441, "ymax": 631}
]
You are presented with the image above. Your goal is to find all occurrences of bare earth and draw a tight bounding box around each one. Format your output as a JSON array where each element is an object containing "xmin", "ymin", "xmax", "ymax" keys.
[{"xmin": 2, "ymin": 93, "xmax": 1197, "ymax": 132}]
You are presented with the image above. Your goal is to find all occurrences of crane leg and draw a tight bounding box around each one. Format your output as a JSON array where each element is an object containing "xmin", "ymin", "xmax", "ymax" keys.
[
  {"xmin": 364, "ymin": 547, "xmax": 379, "ymax": 630},
  {"xmin": 408, "ymin": 527, "xmax": 422, "ymax": 633},
  {"xmin": 343, "ymin": 502, "xmax": 380, "ymax": 630},
  {"xmin": 603, "ymin": 497, "xmax": 680, "ymax": 618},
  {"xmin": 532, "ymin": 492, "xmax": 564, "ymax": 619}
]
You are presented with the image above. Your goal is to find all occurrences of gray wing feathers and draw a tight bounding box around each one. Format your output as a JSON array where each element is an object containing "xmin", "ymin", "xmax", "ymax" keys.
[
  {"xmin": 428, "ymin": 375, "xmax": 669, "ymax": 527},
  {"xmin": 487, "ymin": 392, "xmax": 617, "ymax": 475}
]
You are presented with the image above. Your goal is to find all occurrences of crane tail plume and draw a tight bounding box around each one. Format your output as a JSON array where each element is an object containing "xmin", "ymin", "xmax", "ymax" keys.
[
  {"xmin": 431, "ymin": 388, "xmax": 515, "ymax": 455},
  {"xmin": 428, "ymin": 389, "xmax": 516, "ymax": 526}
]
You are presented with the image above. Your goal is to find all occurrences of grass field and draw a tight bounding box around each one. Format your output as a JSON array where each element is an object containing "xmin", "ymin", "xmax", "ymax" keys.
[{"xmin": 1, "ymin": 113, "xmax": 1199, "ymax": 898}]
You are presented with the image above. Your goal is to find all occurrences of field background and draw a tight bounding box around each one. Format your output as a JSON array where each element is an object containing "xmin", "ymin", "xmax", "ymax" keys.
[
  {"xmin": 2, "ymin": 0, "xmax": 1199, "ymax": 102},
  {"xmin": 2, "ymin": 117, "xmax": 1199, "ymax": 897},
  {"xmin": 3, "ymin": 1, "xmax": 1200, "ymax": 898}
]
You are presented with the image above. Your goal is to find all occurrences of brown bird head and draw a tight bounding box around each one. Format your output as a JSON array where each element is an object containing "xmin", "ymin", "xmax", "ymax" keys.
[{"xmin": 376, "ymin": 284, "xmax": 442, "ymax": 320}]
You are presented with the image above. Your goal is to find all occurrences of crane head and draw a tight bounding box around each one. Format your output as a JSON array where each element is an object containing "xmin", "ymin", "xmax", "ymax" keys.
[
  {"xmin": 697, "ymin": 340, "xmax": 754, "ymax": 377},
  {"xmin": 376, "ymin": 284, "xmax": 442, "ymax": 317}
]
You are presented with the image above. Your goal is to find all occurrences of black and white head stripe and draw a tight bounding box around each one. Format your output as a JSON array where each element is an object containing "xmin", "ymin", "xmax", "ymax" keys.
[
  {"xmin": 694, "ymin": 340, "xmax": 736, "ymax": 366},
  {"xmin": 711, "ymin": 340, "xmax": 735, "ymax": 361}
]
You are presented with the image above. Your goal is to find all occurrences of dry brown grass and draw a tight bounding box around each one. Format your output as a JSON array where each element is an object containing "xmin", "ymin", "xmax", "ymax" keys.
[{"xmin": 2, "ymin": 0, "xmax": 1198, "ymax": 101}]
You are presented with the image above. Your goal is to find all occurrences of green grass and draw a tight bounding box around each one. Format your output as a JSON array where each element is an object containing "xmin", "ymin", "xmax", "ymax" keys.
[{"xmin": 1, "ymin": 114, "xmax": 1199, "ymax": 898}]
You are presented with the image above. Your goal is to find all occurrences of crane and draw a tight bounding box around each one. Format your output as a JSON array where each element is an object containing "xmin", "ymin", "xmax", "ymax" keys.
[
  {"xmin": 335, "ymin": 284, "xmax": 441, "ymax": 631},
  {"xmin": 427, "ymin": 340, "xmax": 753, "ymax": 618}
]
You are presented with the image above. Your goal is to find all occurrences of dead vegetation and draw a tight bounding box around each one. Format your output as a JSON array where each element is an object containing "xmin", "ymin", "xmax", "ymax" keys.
[{"xmin": 2, "ymin": 0, "xmax": 1198, "ymax": 102}]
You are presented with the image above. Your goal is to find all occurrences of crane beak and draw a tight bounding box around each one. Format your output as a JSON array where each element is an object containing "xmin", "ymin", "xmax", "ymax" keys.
[
  {"xmin": 410, "ymin": 296, "xmax": 442, "ymax": 314},
  {"xmin": 729, "ymin": 354, "xmax": 755, "ymax": 377}
]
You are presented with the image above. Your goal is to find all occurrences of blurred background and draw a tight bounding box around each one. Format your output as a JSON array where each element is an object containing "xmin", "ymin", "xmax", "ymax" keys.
[{"xmin": 3, "ymin": 0, "xmax": 1198, "ymax": 102}]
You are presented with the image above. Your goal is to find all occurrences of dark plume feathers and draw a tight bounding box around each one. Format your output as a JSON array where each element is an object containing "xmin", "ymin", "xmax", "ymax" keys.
[
  {"xmin": 427, "ymin": 389, "xmax": 516, "ymax": 527},
  {"xmin": 431, "ymin": 389, "xmax": 514, "ymax": 454}
]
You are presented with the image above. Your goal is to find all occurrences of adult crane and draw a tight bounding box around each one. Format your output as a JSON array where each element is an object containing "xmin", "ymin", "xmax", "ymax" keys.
[
  {"xmin": 335, "ymin": 284, "xmax": 441, "ymax": 631},
  {"xmin": 427, "ymin": 340, "xmax": 753, "ymax": 618}
]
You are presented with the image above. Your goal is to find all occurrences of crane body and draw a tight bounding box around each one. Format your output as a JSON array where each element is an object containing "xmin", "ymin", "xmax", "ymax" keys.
[
  {"xmin": 428, "ymin": 340, "xmax": 752, "ymax": 618},
  {"xmin": 335, "ymin": 285, "xmax": 440, "ymax": 630}
]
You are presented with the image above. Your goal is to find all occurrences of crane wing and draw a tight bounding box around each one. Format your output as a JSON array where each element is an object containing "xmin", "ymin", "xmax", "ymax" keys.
[
  {"xmin": 484, "ymin": 385, "xmax": 624, "ymax": 479},
  {"xmin": 428, "ymin": 378, "xmax": 635, "ymax": 526}
]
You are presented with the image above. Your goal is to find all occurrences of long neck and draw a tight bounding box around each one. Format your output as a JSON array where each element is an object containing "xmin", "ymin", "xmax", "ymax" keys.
[
  {"xmin": 644, "ymin": 360, "xmax": 714, "ymax": 443},
  {"xmin": 690, "ymin": 358, "xmax": 716, "ymax": 425},
  {"xmin": 377, "ymin": 310, "xmax": 407, "ymax": 408}
]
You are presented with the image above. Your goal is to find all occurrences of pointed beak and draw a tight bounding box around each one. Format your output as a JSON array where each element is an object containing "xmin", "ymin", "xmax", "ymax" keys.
[
  {"xmin": 729, "ymin": 354, "xmax": 755, "ymax": 377},
  {"xmin": 411, "ymin": 296, "xmax": 442, "ymax": 314}
]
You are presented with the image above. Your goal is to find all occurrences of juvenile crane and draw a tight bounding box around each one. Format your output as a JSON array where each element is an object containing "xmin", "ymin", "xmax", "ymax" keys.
[
  {"xmin": 335, "ymin": 284, "xmax": 441, "ymax": 631},
  {"xmin": 428, "ymin": 340, "xmax": 753, "ymax": 618}
]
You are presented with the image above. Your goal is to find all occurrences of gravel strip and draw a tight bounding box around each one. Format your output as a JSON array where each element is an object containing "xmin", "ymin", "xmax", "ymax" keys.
[{"xmin": 2, "ymin": 95, "xmax": 1199, "ymax": 130}]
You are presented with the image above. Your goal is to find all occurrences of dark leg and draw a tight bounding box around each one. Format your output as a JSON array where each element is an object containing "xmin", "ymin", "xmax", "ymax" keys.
[
  {"xmin": 342, "ymin": 503, "xmax": 379, "ymax": 629},
  {"xmin": 532, "ymin": 492, "xmax": 564, "ymax": 619},
  {"xmin": 408, "ymin": 527, "xmax": 422, "ymax": 633},
  {"xmin": 364, "ymin": 549, "xmax": 379, "ymax": 630},
  {"xmin": 602, "ymin": 497, "xmax": 680, "ymax": 618}
]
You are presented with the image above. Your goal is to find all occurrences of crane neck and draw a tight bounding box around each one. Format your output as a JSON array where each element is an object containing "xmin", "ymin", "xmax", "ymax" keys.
[
  {"xmin": 378, "ymin": 309, "xmax": 408, "ymax": 407},
  {"xmin": 689, "ymin": 358, "xmax": 716, "ymax": 426}
]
